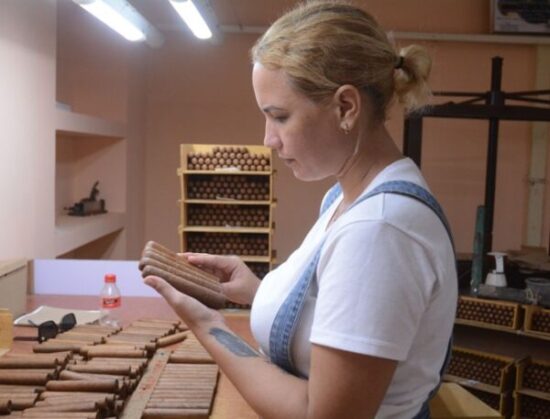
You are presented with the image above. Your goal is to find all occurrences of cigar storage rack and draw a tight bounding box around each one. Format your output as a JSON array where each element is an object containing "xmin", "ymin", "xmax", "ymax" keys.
[
  {"xmin": 179, "ymin": 144, "xmax": 276, "ymax": 309},
  {"xmin": 444, "ymin": 346, "xmax": 515, "ymax": 417},
  {"xmin": 514, "ymin": 358, "xmax": 550, "ymax": 419},
  {"xmin": 523, "ymin": 305, "xmax": 550, "ymax": 339},
  {"xmin": 0, "ymin": 318, "xmax": 219, "ymax": 418},
  {"xmin": 455, "ymin": 296, "xmax": 522, "ymax": 332}
]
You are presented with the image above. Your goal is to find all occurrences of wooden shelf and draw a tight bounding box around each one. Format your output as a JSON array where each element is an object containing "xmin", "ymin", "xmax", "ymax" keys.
[
  {"xmin": 516, "ymin": 388, "xmax": 550, "ymax": 402},
  {"xmin": 454, "ymin": 318, "xmax": 520, "ymax": 334},
  {"xmin": 240, "ymin": 256, "xmax": 271, "ymax": 263},
  {"xmin": 55, "ymin": 109, "xmax": 126, "ymax": 138},
  {"xmin": 444, "ymin": 374, "xmax": 501, "ymax": 395},
  {"xmin": 54, "ymin": 212, "xmax": 126, "ymax": 256},
  {"xmin": 179, "ymin": 169, "xmax": 271, "ymax": 176},
  {"xmin": 182, "ymin": 226, "xmax": 271, "ymax": 234},
  {"xmin": 183, "ymin": 199, "xmax": 272, "ymax": 206}
]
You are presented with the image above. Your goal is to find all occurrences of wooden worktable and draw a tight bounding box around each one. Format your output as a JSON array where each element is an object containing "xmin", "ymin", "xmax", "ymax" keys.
[
  {"xmin": 6, "ymin": 295, "xmax": 504, "ymax": 418},
  {"xmin": 9, "ymin": 294, "xmax": 259, "ymax": 419}
]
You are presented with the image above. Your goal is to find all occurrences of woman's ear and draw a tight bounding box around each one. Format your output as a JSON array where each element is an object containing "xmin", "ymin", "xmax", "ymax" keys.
[{"xmin": 333, "ymin": 84, "xmax": 361, "ymax": 132}]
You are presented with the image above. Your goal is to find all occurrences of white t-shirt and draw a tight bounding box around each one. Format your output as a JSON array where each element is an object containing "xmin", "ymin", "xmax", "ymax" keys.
[{"xmin": 250, "ymin": 158, "xmax": 458, "ymax": 418}]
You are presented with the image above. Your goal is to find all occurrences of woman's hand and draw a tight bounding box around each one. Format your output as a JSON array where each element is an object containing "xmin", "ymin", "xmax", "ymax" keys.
[
  {"xmin": 183, "ymin": 253, "xmax": 261, "ymax": 306},
  {"xmin": 144, "ymin": 275, "xmax": 224, "ymax": 328}
]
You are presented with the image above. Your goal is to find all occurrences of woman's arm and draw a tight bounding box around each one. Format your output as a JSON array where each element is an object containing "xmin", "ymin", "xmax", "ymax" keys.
[{"xmin": 145, "ymin": 276, "xmax": 397, "ymax": 419}]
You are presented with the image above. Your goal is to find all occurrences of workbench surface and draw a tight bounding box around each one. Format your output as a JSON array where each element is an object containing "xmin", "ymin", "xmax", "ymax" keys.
[{"xmin": 9, "ymin": 294, "xmax": 259, "ymax": 419}]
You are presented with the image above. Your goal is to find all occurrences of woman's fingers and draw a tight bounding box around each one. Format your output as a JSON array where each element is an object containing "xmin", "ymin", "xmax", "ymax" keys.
[
  {"xmin": 144, "ymin": 275, "xmax": 185, "ymax": 308},
  {"xmin": 185, "ymin": 254, "xmax": 239, "ymax": 281}
]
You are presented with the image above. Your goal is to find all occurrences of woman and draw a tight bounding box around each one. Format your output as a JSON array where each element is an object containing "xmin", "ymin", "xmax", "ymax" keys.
[{"xmin": 145, "ymin": 1, "xmax": 457, "ymax": 418}]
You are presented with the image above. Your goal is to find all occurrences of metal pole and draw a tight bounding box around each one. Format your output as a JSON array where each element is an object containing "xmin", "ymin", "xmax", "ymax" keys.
[
  {"xmin": 403, "ymin": 116, "xmax": 423, "ymax": 168},
  {"xmin": 483, "ymin": 57, "xmax": 504, "ymax": 263}
]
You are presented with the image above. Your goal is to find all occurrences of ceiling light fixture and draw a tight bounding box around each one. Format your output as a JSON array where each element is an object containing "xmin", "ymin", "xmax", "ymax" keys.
[
  {"xmin": 73, "ymin": 0, "xmax": 164, "ymax": 47},
  {"xmin": 169, "ymin": 0, "xmax": 213, "ymax": 40}
]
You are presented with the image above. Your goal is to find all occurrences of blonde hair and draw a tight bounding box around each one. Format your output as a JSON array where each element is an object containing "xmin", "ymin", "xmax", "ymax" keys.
[{"xmin": 251, "ymin": 0, "xmax": 432, "ymax": 118}]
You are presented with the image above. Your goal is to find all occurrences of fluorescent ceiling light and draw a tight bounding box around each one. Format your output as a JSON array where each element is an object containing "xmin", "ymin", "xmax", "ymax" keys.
[
  {"xmin": 72, "ymin": 0, "xmax": 164, "ymax": 47},
  {"xmin": 169, "ymin": 0, "xmax": 213, "ymax": 40}
]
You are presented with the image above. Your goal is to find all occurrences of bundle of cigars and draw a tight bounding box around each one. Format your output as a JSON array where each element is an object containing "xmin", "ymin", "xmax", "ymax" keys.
[{"xmin": 139, "ymin": 241, "xmax": 226, "ymax": 309}]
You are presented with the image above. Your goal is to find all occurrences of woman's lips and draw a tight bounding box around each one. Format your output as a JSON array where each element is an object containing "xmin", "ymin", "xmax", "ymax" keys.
[{"xmin": 281, "ymin": 158, "xmax": 294, "ymax": 166}]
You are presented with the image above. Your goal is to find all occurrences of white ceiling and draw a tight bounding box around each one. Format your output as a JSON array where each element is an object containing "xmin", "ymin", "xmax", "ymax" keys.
[{"xmin": 129, "ymin": 0, "xmax": 299, "ymax": 35}]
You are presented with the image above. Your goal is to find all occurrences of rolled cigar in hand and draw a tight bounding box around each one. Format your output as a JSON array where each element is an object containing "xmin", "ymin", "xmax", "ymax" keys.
[{"xmin": 140, "ymin": 241, "xmax": 226, "ymax": 309}]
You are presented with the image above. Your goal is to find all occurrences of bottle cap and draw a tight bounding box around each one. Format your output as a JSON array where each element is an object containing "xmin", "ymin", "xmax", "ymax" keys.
[{"xmin": 105, "ymin": 274, "xmax": 116, "ymax": 283}]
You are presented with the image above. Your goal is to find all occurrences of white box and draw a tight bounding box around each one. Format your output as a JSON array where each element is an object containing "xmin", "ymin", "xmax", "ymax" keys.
[{"xmin": 0, "ymin": 259, "xmax": 28, "ymax": 317}]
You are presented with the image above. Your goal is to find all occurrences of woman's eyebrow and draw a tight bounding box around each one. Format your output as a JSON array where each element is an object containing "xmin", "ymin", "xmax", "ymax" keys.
[{"xmin": 262, "ymin": 105, "xmax": 286, "ymax": 113}]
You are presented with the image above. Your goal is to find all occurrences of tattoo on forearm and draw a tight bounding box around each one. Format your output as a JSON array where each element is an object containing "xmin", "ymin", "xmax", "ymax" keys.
[{"xmin": 209, "ymin": 327, "xmax": 259, "ymax": 357}]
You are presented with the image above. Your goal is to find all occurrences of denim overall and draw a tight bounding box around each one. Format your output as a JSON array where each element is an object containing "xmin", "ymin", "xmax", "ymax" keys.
[{"xmin": 269, "ymin": 180, "xmax": 455, "ymax": 419}]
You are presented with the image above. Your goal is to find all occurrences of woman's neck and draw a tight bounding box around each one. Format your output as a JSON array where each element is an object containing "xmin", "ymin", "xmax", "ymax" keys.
[{"xmin": 334, "ymin": 124, "xmax": 402, "ymax": 215}]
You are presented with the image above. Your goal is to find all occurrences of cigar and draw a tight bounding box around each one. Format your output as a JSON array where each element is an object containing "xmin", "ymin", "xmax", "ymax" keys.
[
  {"xmin": 142, "ymin": 241, "xmax": 221, "ymax": 288},
  {"xmin": 24, "ymin": 400, "xmax": 99, "ymax": 412},
  {"xmin": 0, "ymin": 358, "xmax": 60, "ymax": 368},
  {"xmin": 0, "ymin": 371, "xmax": 53, "ymax": 385},
  {"xmin": 104, "ymin": 333, "xmax": 156, "ymax": 342},
  {"xmin": 117, "ymin": 329, "xmax": 168, "ymax": 337},
  {"xmin": 55, "ymin": 333, "xmax": 104, "ymax": 343},
  {"xmin": 140, "ymin": 252, "xmax": 222, "ymax": 295},
  {"xmin": 146, "ymin": 401, "xmax": 210, "ymax": 409},
  {"xmin": 6, "ymin": 394, "xmax": 38, "ymax": 410},
  {"xmin": 157, "ymin": 331, "xmax": 188, "ymax": 348},
  {"xmin": 32, "ymin": 343, "xmax": 82, "ymax": 353},
  {"xmin": 0, "ymin": 399, "xmax": 11, "ymax": 415},
  {"xmin": 66, "ymin": 365, "xmax": 132, "ymax": 376},
  {"xmin": 39, "ymin": 391, "xmax": 115, "ymax": 405},
  {"xmin": 141, "ymin": 248, "xmax": 221, "ymax": 292},
  {"xmin": 0, "ymin": 384, "xmax": 43, "ymax": 393},
  {"xmin": 142, "ymin": 408, "xmax": 209, "ymax": 418},
  {"xmin": 46, "ymin": 379, "xmax": 119, "ymax": 393},
  {"xmin": 21, "ymin": 411, "xmax": 98, "ymax": 418},
  {"xmin": 142, "ymin": 265, "xmax": 225, "ymax": 309},
  {"xmin": 83, "ymin": 347, "xmax": 147, "ymax": 359},
  {"xmin": 58, "ymin": 370, "xmax": 127, "ymax": 382}
]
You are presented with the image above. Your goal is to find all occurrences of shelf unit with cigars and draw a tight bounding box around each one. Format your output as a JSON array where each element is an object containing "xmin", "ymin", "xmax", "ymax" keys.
[
  {"xmin": 178, "ymin": 144, "xmax": 276, "ymax": 307},
  {"xmin": 450, "ymin": 296, "xmax": 550, "ymax": 417}
]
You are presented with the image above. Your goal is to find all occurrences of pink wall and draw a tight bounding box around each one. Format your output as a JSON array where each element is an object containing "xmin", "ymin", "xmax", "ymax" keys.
[
  {"xmin": 0, "ymin": 0, "xmax": 57, "ymax": 259},
  {"xmin": 55, "ymin": 0, "xmax": 549, "ymax": 261},
  {"xmin": 56, "ymin": 0, "xmax": 148, "ymax": 259},
  {"xmin": 143, "ymin": 10, "xmax": 547, "ymax": 260}
]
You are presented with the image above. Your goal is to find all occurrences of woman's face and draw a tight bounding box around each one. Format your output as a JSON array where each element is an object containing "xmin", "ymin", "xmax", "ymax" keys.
[{"xmin": 252, "ymin": 64, "xmax": 352, "ymax": 181}]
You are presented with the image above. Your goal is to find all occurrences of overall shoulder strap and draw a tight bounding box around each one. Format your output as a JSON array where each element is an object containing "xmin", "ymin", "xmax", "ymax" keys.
[
  {"xmin": 319, "ymin": 183, "xmax": 342, "ymax": 217},
  {"xmin": 354, "ymin": 180, "xmax": 455, "ymax": 251}
]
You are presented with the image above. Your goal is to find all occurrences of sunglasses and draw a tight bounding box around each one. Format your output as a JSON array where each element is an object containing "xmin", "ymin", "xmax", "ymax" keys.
[{"xmin": 15, "ymin": 313, "xmax": 77, "ymax": 343}]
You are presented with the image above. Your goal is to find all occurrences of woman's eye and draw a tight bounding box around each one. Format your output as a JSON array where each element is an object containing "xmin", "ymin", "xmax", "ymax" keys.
[{"xmin": 273, "ymin": 115, "xmax": 288, "ymax": 122}]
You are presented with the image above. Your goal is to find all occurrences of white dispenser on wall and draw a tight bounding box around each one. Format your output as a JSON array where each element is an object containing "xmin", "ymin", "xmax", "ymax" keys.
[{"xmin": 485, "ymin": 252, "xmax": 507, "ymax": 287}]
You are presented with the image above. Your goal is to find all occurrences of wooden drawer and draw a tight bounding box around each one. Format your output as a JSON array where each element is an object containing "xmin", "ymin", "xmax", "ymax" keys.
[
  {"xmin": 516, "ymin": 358, "xmax": 550, "ymax": 396},
  {"xmin": 466, "ymin": 388, "xmax": 511, "ymax": 418},
  {"xmin": 180, "ymin": 144, "xmax": 272, "ymax": 173},
  {"xmin": 456, "ymin": 296, "xmax": 522, "ymax": 331},
  {"xmin": 523, "ymin": 305, "xmax": 550, "ymax": 338},
  {"xmin": 445, "ymin": 346, "xmax": 516, "ymax": 393},
  {"xmin": 513, "ymin": 391, "xmax": 550, "ymax": 419}
]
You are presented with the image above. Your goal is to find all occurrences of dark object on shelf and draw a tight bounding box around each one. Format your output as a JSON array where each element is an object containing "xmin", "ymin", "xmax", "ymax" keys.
[
  {"xmin": 403, "ymin": 56, "xmax": 550, "ymax": 282},
  {"xmin": 66, "ymin": 181, "xmax": 107, "ymax": 216},
  {"xmin": 477, "ymin": 283, "xmax": 528, "ymax": 304}
]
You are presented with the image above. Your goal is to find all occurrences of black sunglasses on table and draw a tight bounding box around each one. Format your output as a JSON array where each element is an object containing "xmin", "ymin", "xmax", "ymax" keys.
[{"xmin": 14, "ymin": 313, "xmax": 77, "ymax": 343}]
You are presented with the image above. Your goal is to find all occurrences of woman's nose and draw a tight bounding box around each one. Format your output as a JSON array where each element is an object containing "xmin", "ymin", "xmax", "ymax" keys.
[{"xmin": 263, "ymin": 120, "xmax": 280, "ymax": 150}]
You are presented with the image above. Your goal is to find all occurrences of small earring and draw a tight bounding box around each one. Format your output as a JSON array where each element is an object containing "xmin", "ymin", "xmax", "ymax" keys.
[{"xmin": 342, "ymin": 124, "xmax": 350, "ymax": 135}]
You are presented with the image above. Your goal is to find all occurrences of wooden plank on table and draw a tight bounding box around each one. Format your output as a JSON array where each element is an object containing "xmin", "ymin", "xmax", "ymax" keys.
[{"xmin": 120, "ymin": 350, "xmax": 170, "ymax": 419}]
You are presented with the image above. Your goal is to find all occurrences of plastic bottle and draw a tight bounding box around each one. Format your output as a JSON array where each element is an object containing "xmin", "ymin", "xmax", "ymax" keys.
[{"xmin": 100, "ymin": 274, "xmax": 121, "ymax": 328}]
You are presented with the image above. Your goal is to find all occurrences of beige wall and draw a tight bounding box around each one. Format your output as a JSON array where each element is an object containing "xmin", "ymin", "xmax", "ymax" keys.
[{"xmin": 0, "ymin": 0, "xmax": 57, "ymax": 259}]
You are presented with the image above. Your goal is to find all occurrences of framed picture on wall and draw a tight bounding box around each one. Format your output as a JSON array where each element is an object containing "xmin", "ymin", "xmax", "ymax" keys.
[{"xmin": 491, "ymin": 0, "xmax": 550, "ymax": 34}]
